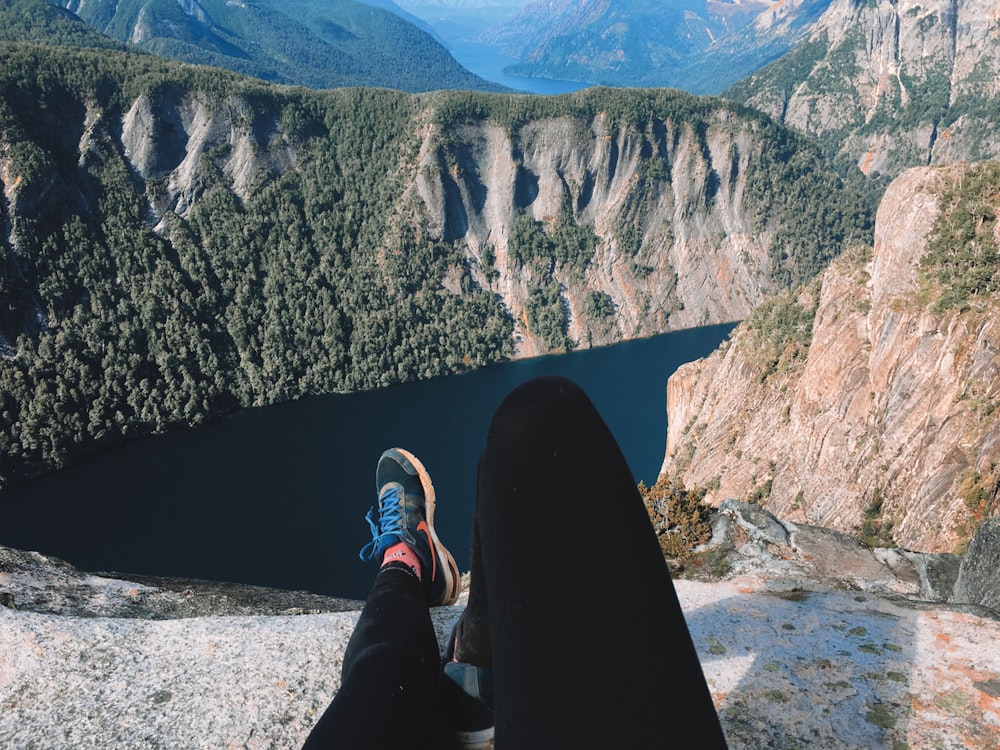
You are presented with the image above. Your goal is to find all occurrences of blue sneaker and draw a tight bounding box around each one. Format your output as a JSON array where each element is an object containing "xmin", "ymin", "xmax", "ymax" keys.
[{"xmin": 359, "ymin": 448, "xmax": 460, "ymax": 606}]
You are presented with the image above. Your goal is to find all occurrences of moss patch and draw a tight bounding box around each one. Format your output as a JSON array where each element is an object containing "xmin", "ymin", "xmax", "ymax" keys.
[
  {"xmin": 865, "ymin": 703, "xmax": 897, "ymax": 730},
  {"xmin": 934, "ymin": 690, "xmax": 971, "ymax": 717},
  {"xmin": 707, "ymin": 637, "xmax": 727, "ymax": 656}
]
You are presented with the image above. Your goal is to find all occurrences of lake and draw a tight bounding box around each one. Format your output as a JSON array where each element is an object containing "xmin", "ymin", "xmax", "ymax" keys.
[
  {"xmin": 446, "ymin": 40, "xmax": 588, "ymax": 95},
  {"xmin": 0, "ymin": 324, "xmax": 734, "ymax": 600}
]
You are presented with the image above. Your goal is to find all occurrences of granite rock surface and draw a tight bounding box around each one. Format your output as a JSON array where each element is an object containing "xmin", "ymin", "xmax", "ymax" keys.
[{"xmin": 2, "ymin": 528, "xmax": 999, "ymax": 749}]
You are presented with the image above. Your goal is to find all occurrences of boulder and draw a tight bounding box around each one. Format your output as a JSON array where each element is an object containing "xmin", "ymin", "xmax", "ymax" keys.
[{"xmin": 951, "ymin": 519, "xmax": 1000, "ymax": 614}]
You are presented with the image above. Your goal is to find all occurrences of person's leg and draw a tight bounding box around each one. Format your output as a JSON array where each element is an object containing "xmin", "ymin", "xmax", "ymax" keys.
[
  {"xmin": 463, "ymin": 376, "xmax": 728, "ymax": 748},
  {"xmin": 303, "ymin": 448, "xmax": 459, "ymax": 750},
  {"xmin": 302, "ymin": 567, "xmax": 450, "ymax": 749}
]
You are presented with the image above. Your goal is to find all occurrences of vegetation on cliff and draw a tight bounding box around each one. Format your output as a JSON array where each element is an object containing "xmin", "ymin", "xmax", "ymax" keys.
[
  {"xmin": 0, "ymin": 43, "xmax": 877, "ymax": 488},
  {"xmin": 0, "ymin": 44, "xmax": 513, "ymax": 487},
  {"xmin": 640, "ymin": 476, "xmax": 715, "ymax": 568},
  {"xmin": 742, "ymin": 280, "xmax": 821, "ymax": 382},
  {"xmin": 921, "ymin": 161, "xmax": 1000, "ymax": 313}
]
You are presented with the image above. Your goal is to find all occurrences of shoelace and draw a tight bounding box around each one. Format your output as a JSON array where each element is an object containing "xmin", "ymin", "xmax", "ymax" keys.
[{"xmin": 359, "ymin": 485, "xmax": 404, "ymax": 562}]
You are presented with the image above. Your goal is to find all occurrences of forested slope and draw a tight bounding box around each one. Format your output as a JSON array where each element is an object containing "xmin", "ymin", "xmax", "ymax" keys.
[
  {"xmin": 44, "ymin": 0, "xmax": 504, "ymax": 92},
  {"xmin": 0, "ymin": 0, "xmax": 126, "ymax": 49},
  {"xmin": 0, "ymin": 42, "xmax": 873, "ymax": 487}
]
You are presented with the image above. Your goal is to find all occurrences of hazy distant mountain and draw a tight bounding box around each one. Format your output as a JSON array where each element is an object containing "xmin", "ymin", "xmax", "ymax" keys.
[
  {"xmin": 481, "ymin": 0, "xmax": 832, "ymax": 93},
  {"xmin": 52, "ymin": 0, "xmax": 506, "ymax": 92},
  {"xmin": 681, "ymin": 0, "xmax": 833, "ymax": 93},
  {"xmin": 393, "ymin": 0, "xmax": 526, "ymax": 42}
]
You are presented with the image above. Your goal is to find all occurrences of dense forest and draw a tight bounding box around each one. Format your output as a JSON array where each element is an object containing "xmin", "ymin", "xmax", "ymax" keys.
[{"xmin": 0, "ymin": 41, "xmax": 876, "ymax": 488}]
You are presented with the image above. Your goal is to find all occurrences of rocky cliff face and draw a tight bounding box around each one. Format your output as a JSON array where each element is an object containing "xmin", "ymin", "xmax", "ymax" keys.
[
  {"xmin": 408, "ymin": 108, "xmax": 782, "ymax": 356},
  {"xmin": 661, "ymin": 163, "xmax": 1000, "ymax": 553},
  {"xmin": 119, "ymin": 88, "xmax": 296, "ymax": 219},
  {"xmin": 729, "ymin": 0, "xmax": 1000, "ymax": 176}
]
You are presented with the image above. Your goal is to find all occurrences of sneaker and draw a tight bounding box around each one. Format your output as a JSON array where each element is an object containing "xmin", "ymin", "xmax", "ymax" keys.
[
  {"xmin": 443, "ymin": 625, "xmax": 495, "ymax": 749},
  {"xmin": 359, "ymin": 448, "xmax": 461, "ymax": 606},
  {"xmin": 442, "ymin": 661, "xmax": 495, "ymax": 749}
]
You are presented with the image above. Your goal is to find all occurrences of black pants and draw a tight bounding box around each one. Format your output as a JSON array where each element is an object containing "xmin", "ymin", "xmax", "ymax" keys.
[{"xmin": 304, "ymin": 376, "xmax": 728, "ymax": 749}]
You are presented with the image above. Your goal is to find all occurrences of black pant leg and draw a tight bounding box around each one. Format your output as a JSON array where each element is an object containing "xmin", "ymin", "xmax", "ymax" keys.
[
  {"xmin": 302, "ymin": 567, "xmax": 450, "ymax": 749},
  {"xmin": 476, "ymin": 376, "xmax": 728, "ymax": 749}
]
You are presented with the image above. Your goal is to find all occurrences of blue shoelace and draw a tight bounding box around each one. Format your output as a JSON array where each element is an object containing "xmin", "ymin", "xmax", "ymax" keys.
[{"xmin": 359, "ymin": 485, "xmax": 404, "ymax": 562}]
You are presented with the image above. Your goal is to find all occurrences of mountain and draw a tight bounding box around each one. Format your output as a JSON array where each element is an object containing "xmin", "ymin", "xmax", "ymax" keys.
[
  {"xmin": 726, "ymin": 0, "xmax": 1000, "ymax": 177},
  {"xmin": 660, "ymin": 162, "xmax": 1000, "ymax": 554},
  {"xmin": 392, "ymin": 0, "xmax": 527, "ymax": 45},
  {"xmin": 355, "ymin": 0, "xmax": 446, "ymax": 42},
  {"xmin": 0, "ymin": 42, "xmax": 872, "ymax": 487},
  {"xmin": 680, "ymin": 0, "xmax": 834, "ymax": 93},
  {"xmin": 0, "ymin": 0, "xmax": 124, "ymax": 48},
  {"xmin": 480, "ymin": 0, "xmax": 833, "ymax": 94},
  {"xmin": 50, "ymin": 0, "xmax": 505, "ymax": 92}
]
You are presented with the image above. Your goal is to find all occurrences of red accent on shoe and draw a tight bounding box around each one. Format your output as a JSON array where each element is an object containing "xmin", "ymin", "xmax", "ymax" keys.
[{"xmin": 416, "ymin": 519, "xmax": 438, "ymax": 582}]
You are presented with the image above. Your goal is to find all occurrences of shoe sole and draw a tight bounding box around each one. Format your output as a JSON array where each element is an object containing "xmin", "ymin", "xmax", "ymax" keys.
[
  {"xmin": 453, "ymin": 728, "xmax": 494, "ymax": 749},
  {"xmin": 392, "ymin": 448, "xmax": 461, "ymax": 606}
]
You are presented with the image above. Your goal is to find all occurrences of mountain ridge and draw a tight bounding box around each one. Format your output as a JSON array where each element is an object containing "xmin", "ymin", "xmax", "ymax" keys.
[{"xmin": 39, "ymin": 0, "xmax": 506, "ymax": 92}]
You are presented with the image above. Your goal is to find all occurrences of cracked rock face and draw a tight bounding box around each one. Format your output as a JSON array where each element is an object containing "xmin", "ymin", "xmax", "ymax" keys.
[
  {"xmin": 662, "ymin": 164, "xmax": 1000, "ymax": 554},
  {"xmin": 407, "ymin": 110, "xmax": 775, "ymax": 356}
]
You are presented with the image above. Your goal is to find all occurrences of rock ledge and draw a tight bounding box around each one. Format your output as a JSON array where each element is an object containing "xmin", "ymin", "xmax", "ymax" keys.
[{"xmin": 2, "ymin": 532, "xmax": 999, "ymax": 749}]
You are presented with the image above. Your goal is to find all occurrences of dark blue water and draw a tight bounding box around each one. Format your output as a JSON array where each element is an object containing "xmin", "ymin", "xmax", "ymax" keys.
[{"xmin": 0, "ymin": 325, "xmax": 733, "ymax": 599}]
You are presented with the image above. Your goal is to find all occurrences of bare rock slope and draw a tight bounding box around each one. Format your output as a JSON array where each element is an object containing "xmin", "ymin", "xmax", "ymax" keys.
[
  {"xmin": 410, "ymin": 108, "xmax": 779, "ymax": 356},
  {"xmin": 662, "ymin": 162, "xmax": 1000, "ymax": 553}
]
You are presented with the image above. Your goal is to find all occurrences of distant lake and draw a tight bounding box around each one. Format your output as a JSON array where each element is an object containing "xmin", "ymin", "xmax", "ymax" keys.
[
  {"xmin": 0, "ymin": 325, "xmax": 734, "ymax": 600},
  {"xmin": 447, "ymin": 40, "xmax": 588, "ymax": 95}
]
